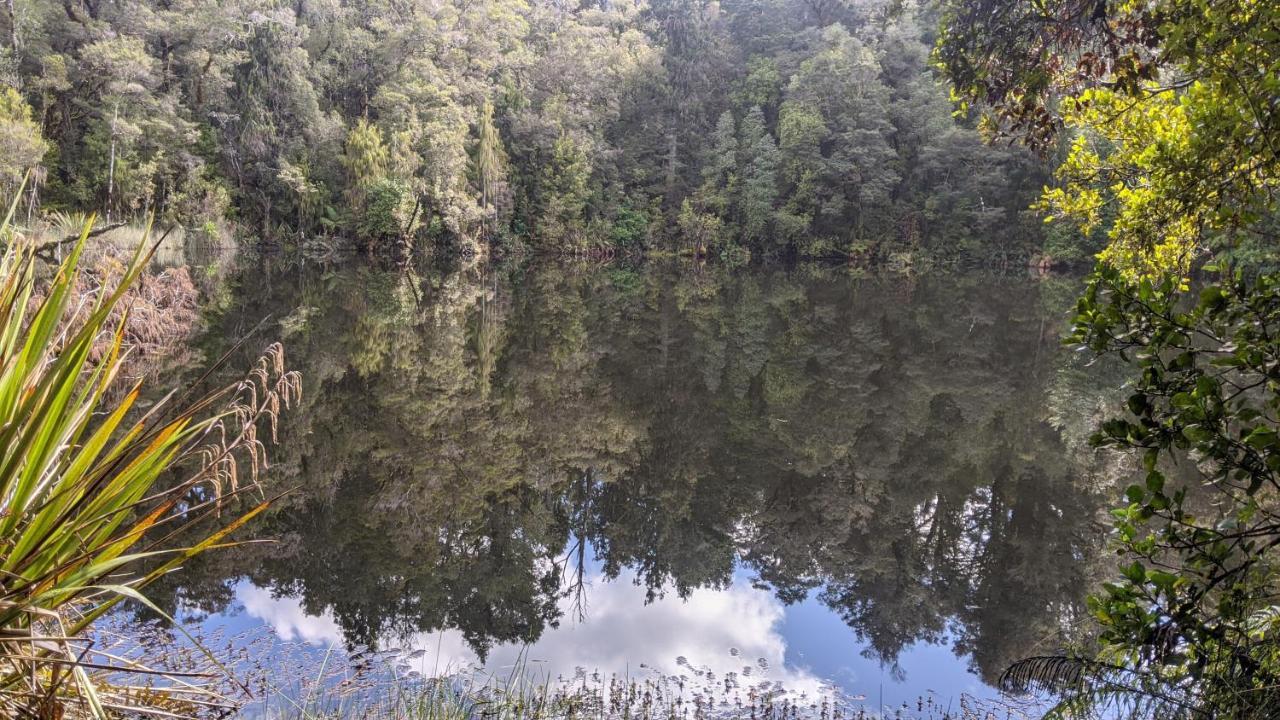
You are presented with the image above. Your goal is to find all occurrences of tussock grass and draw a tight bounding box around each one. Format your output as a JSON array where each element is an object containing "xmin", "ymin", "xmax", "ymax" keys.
[{"xmin": 0, "ymin": 202, "xmax": 296, "ymax": 718}]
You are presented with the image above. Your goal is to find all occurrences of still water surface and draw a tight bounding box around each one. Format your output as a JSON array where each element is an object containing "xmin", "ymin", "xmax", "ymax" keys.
[{"xmin": 151, "ymin": 258, "xmax": 1126, "ymax": 711}]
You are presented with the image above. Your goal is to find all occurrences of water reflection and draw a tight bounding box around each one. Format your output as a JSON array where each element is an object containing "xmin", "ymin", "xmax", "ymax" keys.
[
  {"xmin": 154, "ymin": 259, "xmax": 1124, "ymax": 691},
  {"xmin": 233, "ymin": 569, "xmax": 836, "ymax": 697}
]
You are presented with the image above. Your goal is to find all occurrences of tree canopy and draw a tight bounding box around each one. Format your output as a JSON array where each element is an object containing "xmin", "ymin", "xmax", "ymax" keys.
[
  {"xmin": 938, "ymin": 0, "xmax": 1280, "ymax": 716},
  {"xmin": 938, "ymin": 0, "xmax": 1280, "ymax": 277},
  {"xmin": 0, "ymin": 0, "xmax": 1048, "ymax": 263}
]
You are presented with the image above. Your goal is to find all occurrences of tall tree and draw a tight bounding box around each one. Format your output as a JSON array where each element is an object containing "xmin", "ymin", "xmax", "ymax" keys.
[
  {"xmin": 471, "ymin": 98, "xmax": 509, "ymax": 226},
  {"xmin": 738, "ymin": 106, "xmax": 777, "ymax": 245}
]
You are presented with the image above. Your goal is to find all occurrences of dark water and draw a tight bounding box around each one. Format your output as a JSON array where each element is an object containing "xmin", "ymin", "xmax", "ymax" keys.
[{"xmin": 155, "ymin": 258, "xmax": 1126, "ymax": 709}]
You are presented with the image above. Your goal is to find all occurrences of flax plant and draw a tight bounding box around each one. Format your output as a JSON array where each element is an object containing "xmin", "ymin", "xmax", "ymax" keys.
[{"xmin": 0, "ymin": 203, "xmax": 299, "ymax": 718}]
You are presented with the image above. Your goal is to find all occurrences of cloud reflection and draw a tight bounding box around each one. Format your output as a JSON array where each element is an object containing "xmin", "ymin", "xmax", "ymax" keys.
[{"xmin": 237, "ymin": 574, "xmax": 830, "ymax": 696}]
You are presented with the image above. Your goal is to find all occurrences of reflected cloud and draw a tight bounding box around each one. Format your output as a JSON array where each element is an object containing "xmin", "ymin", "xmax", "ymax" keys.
[
  {"xmin": 236, "ymin": 574, "xmax": 829, "ymax": 696},
  {"xmin": 238, "ymin": 585, "xmax": 343, "ymax": 645}
]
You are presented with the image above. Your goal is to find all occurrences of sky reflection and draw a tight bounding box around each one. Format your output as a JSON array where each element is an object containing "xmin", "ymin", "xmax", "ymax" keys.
[{"xmin": 222, "ymin": 566, "xmax": 997, "ymax": 713}]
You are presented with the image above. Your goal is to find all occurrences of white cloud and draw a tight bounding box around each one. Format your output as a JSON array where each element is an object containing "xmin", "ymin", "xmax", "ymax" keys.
[
  {"xmin": 237, "ymin": 585, "xmax": 343, "ymax": 645},
  {"xmin": 236, "ymin": 573, "xmax": 829, "ymax": 697}
]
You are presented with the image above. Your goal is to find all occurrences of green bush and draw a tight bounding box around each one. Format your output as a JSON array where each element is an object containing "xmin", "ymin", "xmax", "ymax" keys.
[
  {"xmin": 609, "ymin": 205, "xmax": 649, "ymax": 248},
  {"xmin": 357, "ymin": 177, "xmax": 412, "ymax": 246}
]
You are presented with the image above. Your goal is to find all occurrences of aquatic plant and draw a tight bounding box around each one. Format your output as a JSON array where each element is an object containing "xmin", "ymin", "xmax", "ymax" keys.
[
  {"xmin": 208, "ymin": 632, "xmax": 1034, "ymax": 720},
  {"xmin": 251, "ymin": 663, "xmax": 1027, "ymax": 720},
  {"xmin": 0, "ymin": 204, "xmax": 298, "ymax": 718}
]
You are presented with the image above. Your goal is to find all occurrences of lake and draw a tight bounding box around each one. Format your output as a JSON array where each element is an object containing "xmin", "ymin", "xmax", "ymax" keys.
[{"xmin": 145, "ymin": 255, "xmax": 1128, "ymax": 715}]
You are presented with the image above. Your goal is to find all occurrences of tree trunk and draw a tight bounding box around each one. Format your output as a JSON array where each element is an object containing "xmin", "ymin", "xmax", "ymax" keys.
[
  {"xmin": 5, "ymin": 0, "xmax": 16, "ymax": 56},
  {"xmin": 106, "ymin": 101, "xmax": 118, "ymax": 222},
  {"xmin": 663, "ymin": 127, "xmax": 678, "ymax": 210},
  {"xmin": 404, "ymin": 196, "xmax": 422, "ymax": 238}
]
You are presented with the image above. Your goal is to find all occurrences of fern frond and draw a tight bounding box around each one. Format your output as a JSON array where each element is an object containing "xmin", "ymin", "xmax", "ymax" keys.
[{"xmin": 1001, "ymin": 656, "xmax": 1201, "ymax": 720}]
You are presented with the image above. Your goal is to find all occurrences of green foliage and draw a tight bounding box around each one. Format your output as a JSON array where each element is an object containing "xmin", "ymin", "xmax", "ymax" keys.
[
  {"xmin": 609, "ymin": 205, "xmax": 650, "ymax": 248},
  {"xmin": 0, "ymin": 214, "xmax": 295, "ymax": 717},
  {"xmin": 699, "ymin": 110, "xmax": 739, "ymax": 220},
  {"xmin": 343, "ymin": 118, "xmax": 390, "ymax": 193},
  {"xmin": 357, "ymin": 177, "xmax": 413, "ymax": 245},
  {"xmin": 1055, "ymin": 267, "xmax": 1280, "ymax": 717},
  {"xmin": 1, "ymin": 0, "xmax": 1042, "ymax": 260},
  {"xmin": 734, "ymin": 56, "xmax": 782, "ymax": 116},
  {"xmin": 535, "ymin": 134, "xmax": 591, "ymax": 245},
  {"xmin": 738, "ymin": 106, "xmax": 778, "ymax": 246},
  {"xmin": 0, "ymin": 88, "xmax": 46, "ymax": 198},
  {"xmin": 938, "ymin": 0, "xmax": 1280, "ymax": 278},
  {"xmin": 676, "ymin": 197, "xmax": 724, "ymax": 253},
  {"xmin": 471, "ymin": 99, "xmax": 509, "ymax": 216}
]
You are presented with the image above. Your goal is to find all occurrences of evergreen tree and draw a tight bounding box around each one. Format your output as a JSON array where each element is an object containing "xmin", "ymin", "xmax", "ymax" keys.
[
  {"xmin": 738, "ymin": 106, "xmax": 778, "ymax": 246},
  {"xmin": 472, "ymin": 99, "xmax": 509, "ymax": 215},
  {"xmin": 698, "ymin": 110, "xmax": 738, "ymax": 219}
]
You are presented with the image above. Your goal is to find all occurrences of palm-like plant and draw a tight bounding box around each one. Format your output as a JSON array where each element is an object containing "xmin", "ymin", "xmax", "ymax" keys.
[{"xmin": 0, "ymin": 204, "xmax": 298, "ymax": 718}]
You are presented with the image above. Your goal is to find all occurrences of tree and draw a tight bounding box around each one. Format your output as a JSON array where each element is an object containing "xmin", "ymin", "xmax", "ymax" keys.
[
  {"xmin": 737, "ymin": 106, "xmax": 777, "ymax": 246},
  {"xmin": 778, "ymin": 26, "xmax": 898, "ymax": 243},
  {"xmin": 77, "ymin": 36, "xmax": 157, "ymax": 219},
  {"xmin": 734, "ymin": 56, "xmax": 782, "ymax": 125},
  {"xmin": 343, "ymin": 117, "xmax": 389, "ymax": 194},
  {"xmin": 218, "ymin": 9, "xmax": 328, "ymax": 231},
  {"xmin": 537, "ymin": 133, "xmax": 591, "ymax": 244},
  {"xmin": 373, "ymin": 58, "xmax": 482, "ymax": 250},
  {"xmin": 938, "ymin": 0, "xmax": 1280, "ymax": 278},
  {"xmin": 471, "ymin": 98, "xmax": 509, "ymax": 231},
  {"xmin": 646, "ymin": 0, "xmax": 733, "ymax": 209},
  {"xmin": 938, "ymin": 0, "xmax": 1280, "ymax": 716},
  {"xmin": 698, "ymin": 110, "xmax": 738, "ymax": 219},
  {"xmin": 0, "ymin": 87, "xmax": 45, "ymax": 201}
]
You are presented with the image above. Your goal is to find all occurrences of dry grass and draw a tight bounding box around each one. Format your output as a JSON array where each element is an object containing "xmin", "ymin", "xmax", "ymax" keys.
[
  {"xmin": 21, "ymin": 219, "xmax": 218, "ymax": 387},
  {"xmin": 82, "ymin": 247, "xmax": 201, "ymax": 382}
]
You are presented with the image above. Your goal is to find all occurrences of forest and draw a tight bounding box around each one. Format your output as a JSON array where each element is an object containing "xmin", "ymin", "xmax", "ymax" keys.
[
  {"xmin": 0, "ymin": 0, "xmax": 1050, "ymax": 263},
  {"xmin": 2, "ymin": 0, "xmax": 1280, "ymax": 718}
]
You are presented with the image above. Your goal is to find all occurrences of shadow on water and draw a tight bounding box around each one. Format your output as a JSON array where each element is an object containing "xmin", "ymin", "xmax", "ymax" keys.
[{"xmin": 145, "ymin": 255, "xmax": 1130, "ymax": 691}]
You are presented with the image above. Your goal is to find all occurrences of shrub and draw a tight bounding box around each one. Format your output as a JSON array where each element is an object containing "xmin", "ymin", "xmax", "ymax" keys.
[{"xmin": 0, "ymin": 210, "xmax": 296, "ymax": 718}]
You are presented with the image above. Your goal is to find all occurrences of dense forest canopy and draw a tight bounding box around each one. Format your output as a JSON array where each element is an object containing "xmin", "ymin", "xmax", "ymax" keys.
[{"xmin": 0, "ymin": 0, "xmax": 1050, "ymax": 263}]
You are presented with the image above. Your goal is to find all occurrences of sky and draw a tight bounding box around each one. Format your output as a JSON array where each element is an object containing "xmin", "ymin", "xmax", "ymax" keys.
[{"xmin": 204, "ymin": 562, "xmax": 1010, "ymax": 717}]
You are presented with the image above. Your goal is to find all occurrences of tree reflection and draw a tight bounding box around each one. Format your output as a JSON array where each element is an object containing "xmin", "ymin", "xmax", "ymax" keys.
[{"xmin": 153, "ymin": 260, "xmax": 1122, "ymax": 683}]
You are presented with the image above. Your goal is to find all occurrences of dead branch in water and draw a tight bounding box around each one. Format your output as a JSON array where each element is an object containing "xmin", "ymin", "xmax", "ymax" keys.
[{"xmin": 33, "ymin": 221, "xmax": 128, "ymax": 260}]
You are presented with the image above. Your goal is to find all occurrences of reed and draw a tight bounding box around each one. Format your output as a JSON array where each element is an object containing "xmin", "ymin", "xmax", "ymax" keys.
[
  {"xmin": 0, "ymin": 202, "xmax": 298, "ymax": 718},
  {"xmin": 230, "ymin": 641, "xmax": 1032, "ymax": 720},
  {"xmin": 253, "ymin": 667, "xmax": 1014, "ymax": 720}
]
